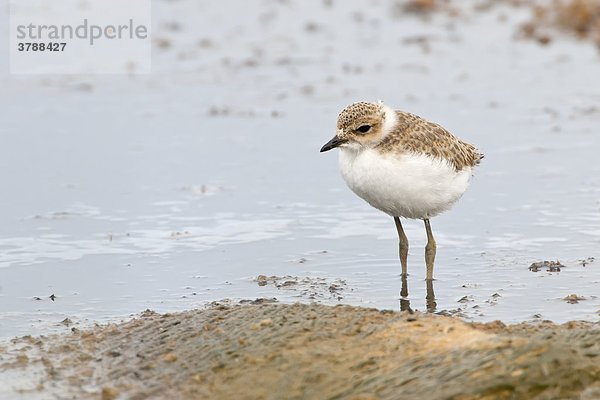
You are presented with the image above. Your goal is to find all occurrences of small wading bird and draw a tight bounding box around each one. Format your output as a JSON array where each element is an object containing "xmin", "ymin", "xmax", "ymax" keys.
[{"xmin": 320, "ymin": 101, "xmax": 483, "ymax": 280}]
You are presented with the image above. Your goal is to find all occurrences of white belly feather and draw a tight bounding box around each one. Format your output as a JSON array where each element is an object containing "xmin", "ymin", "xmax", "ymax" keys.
[{"xmin": 339, "ymin": 148, "xmax": 472, "ymax": 219}]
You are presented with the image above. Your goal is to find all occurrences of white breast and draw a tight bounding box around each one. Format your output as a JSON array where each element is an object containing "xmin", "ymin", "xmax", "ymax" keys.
[{"xmin": 338, "ymin": 148, "xmax": 472, "ymax": 219}]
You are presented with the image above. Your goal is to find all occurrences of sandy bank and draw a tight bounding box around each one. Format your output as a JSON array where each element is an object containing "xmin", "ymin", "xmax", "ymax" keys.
[{"xmin": 1, "ymin": 302, "xmax": 599, "ymax": 399}]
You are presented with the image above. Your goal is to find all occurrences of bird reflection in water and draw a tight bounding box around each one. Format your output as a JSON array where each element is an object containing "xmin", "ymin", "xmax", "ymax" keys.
[{"xmin": 400, "ymin": 275, "xmax": 437, "ymax": 313}]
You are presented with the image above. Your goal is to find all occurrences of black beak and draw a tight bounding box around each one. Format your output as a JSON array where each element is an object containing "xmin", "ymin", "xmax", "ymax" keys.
[{"xmin": 320, "ymin": 136, "xmax": 347, "ymax": 152}]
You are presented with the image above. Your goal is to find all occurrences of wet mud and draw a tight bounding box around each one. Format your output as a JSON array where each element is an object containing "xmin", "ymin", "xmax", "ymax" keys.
[{"xmin": 1, "ymin": 302, "xmax": 599, "ymax": 400}]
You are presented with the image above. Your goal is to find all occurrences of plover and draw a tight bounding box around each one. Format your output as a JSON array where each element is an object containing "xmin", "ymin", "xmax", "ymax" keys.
[{"xmin": 320, "ymin": 101, "xmax": 483, "ymax": 280}]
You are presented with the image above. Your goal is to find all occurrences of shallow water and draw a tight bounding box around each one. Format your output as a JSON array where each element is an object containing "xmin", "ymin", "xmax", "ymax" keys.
[{"xmin": 1, "ymin": 1, "xmax": 599, "ymax": 338}]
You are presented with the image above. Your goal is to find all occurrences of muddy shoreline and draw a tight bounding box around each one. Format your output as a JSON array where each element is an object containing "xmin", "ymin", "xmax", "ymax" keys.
[{"xmin": 1, "ymin": 302, "xmax": 598, "ymax": 400}]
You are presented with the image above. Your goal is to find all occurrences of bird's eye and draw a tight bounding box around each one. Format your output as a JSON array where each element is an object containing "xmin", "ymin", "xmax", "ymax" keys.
[{"xmin": 357, "ymin": 125, "xmax": 371, "ymax": 133}]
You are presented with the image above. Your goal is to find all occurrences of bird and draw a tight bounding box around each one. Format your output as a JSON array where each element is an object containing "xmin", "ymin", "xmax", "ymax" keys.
[{"xmin": 320, "ymin": 101, "xmax": 483, "ymax": 280}]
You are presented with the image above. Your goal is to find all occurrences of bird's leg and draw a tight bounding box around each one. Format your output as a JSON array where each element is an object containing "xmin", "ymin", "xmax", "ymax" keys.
[
  {"xmin": 424, "ymin": 219, "xmax": 436, "ymax": 280},
  {"xmin": 394, "ymin": 217, "xmax": 408, "ymax": 277}
]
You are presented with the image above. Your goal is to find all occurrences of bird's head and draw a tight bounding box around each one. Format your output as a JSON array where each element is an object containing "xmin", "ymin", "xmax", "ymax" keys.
[{"xmin": 320, "ymin": 101, "xmax": 394, "ymax": 152}]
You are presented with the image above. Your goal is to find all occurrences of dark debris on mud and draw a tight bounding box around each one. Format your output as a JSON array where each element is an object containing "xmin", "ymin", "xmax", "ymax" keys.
[
  {"xmin": 520, "ymin": 0, "xmax": 600, "ymax": 49},
  {"xmin": 255, "ymin": 274, "xmax": 347, "ymax": 300},
  {"xmin": 529, "ymin": 260, "xmax": 566, "ymax": 272},
  {"xmin": 395, "ymin": 0, "xmax": 600, "ymax": 51}
]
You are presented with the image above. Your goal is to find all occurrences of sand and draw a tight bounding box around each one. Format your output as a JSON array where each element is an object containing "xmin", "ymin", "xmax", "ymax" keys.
[{"xmin": 1, "ymin": 301, "xmax": 599, "ymax": 400}]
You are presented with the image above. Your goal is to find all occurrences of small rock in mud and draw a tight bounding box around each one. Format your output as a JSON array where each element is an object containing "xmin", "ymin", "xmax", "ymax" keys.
[
  {"xmin": 563, "ymin": 294, "xmax": 586, "ymax": 304},
  {"xmin": 578, "ymin": 257, "xmax": 595, "ymax": 267},
  {"xmin": 170, "ymin": 231, "xmax": 191, "ymax": 239},
  {"xmin": 328, "ymin": 283, "xmax": 343, "ymax": 294},
  {"xmin": 435, "ymin": 308, "xmax": 468, "ymax": 318},
  {"xmin": 461, "ymin": 283, "xmax": 480, "ymax": 288},
  {"xmin": 256, "ymin": 275, "xmax": 268, "ymax": 286},
  {"xmin": 457, "ymin": 295, "xmax": 472, "ymax": 303},
  {"xmin": 141, "ymin": 309, "xmax": 158, "ymax": 318},
  {"xmin": 485, "ymin": 293, "xmax": 502, "ymax": 305},
  {"xmin": 239, "ymin": 298, "xmax": 278, "ymax": 305},
  {"xmin": 529, "ymin": 260, "xmax": 565, "ymax": 272}
]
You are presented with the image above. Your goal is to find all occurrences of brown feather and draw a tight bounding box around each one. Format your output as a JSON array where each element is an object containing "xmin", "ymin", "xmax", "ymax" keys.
[{"xmin": 376, "ymin": 111, "xmax": 483, "ymax": 171}]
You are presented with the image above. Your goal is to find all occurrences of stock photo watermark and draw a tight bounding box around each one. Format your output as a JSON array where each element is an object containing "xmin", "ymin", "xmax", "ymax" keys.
[{"xmin": 9, "ymin": 0, "xmax": 151, "ymax": 74}]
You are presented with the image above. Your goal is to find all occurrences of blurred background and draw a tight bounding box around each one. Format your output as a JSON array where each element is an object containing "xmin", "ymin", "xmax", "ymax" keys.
[{"xmin": 1, "ymin": 0, "xmax": 599, "ymax": 337}]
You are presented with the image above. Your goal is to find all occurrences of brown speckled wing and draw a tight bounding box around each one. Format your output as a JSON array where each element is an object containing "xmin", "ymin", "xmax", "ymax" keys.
[{"xmin": 376, "ymin": 111, "xmax": 483, "ymax": 171}]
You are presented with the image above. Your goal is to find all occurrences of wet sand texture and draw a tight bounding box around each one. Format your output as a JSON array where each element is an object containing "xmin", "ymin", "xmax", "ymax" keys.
[{"xmin": 2, "ymin": 303, "xmax": 599, "ymax": 399}]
